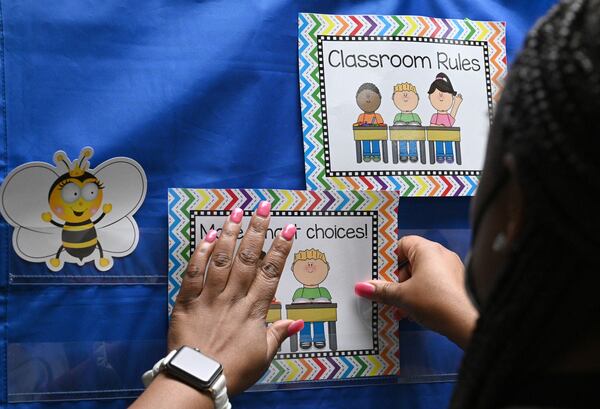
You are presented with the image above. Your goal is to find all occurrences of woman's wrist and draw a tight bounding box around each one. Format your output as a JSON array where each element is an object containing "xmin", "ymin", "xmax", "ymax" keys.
[
  {"xmin": 444, "ymin": 303, "xmax": 479, "ymax": 349},
  {"xmin": 132, "ymin": 373, "xmax": 214, "ymax": 409}
]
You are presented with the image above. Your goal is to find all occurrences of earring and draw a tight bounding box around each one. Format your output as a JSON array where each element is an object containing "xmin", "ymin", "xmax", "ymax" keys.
[{"xmin": 492, "ymin": 232, "xmax": 507, "ymax": 252}]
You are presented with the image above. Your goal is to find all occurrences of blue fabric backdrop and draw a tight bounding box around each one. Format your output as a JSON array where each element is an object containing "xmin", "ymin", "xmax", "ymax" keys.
[{"xmin": 0, "ymin": 0, "xmax": 555, "ymax": 407}]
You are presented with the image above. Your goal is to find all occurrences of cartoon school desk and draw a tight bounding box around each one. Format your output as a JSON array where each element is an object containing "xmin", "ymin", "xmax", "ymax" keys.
[
  {"xmin": 267, "ymin": 303, "xmax": 283, "ymax": 351},
  {"xmin": 353, "ymin": 126, "xmax": 389, "ymax": 164},
  {"xmin": 426, "ymin": 127, "xmax": 462, "ymax": 165},
  {"xmin": 389, "ymin": 126, "xmax": 427, "ymax": 164},
  {"xmin": 286, "ymin": 303, "xmax": 338, "ymax": 352},
  {"xmin": 266, "ymin": 303, "xmax": 282, "ymax": 323}
]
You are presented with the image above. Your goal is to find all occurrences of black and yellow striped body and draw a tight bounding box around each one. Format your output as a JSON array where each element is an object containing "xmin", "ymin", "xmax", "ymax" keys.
[{"xmin": 62, "ymin": 220, "xmax": 98, "ymax": 260}]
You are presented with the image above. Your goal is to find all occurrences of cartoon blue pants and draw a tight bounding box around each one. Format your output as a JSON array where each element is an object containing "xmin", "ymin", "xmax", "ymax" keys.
[
  {"xmin": 362, "ymin": 141, "xmax": 380, "ymax": 157},
  {"xmin": 436, "ymin": 141, "xmax": 454, "ymax": 159},
  {"xmin": 300, "ymin": 322, "xmax": 325, "ymax": 343},
  {"xmin": 399, "ymin": 140, "xmax": 417, "ymax": 158}
]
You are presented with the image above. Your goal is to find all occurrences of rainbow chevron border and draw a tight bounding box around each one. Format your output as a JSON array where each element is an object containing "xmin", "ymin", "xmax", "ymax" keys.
[
  {"xmin": 168, "ymin": 188, "xmax": 399, "ymax": 382},
  {"xmin": 299, "ymin": 13, "xmax": 507, "ymax": 196}
]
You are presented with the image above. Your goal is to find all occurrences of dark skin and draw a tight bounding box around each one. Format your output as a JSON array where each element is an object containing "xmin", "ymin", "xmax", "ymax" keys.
[
  {"xmin": 356, "ymin": 89, "xmax": 381, "ymax": 114},
  {"xmin": 360, "ymin": 126, "xmax": 600, "ymax": 374},
  {"xmin": 132, "ymin": 206, "xmax": 302, "ymax": 408},
  {"xmin": 129, "ymin": 133, "xmax": 521, "ymax": 408},
  {"xmin": 354, "ymin": 112, "xmax": 522, "ymax": 348},
  {"xmin": 131, "ymin": 113, "xmax": 598, "ymax": 408}
]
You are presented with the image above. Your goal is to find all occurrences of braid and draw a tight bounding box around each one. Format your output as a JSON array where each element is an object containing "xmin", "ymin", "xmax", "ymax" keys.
[{"xmin": 451, "ymin": 1, "xmax": 600, "ymax": 407}]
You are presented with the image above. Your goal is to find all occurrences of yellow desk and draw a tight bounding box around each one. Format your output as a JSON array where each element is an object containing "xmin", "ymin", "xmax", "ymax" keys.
[
  {"xmin": 352, "ymin": 126, "xmax": 389, "ymax": 164},
  {"xmin": 266, "ymin": 303, "xmax": 282, "ymax": 323},
  {"xmin": 286, "ymin": 303, "xmax": 338, "ymax": 352},
  {"xmin": 425, "ymin": 126, "xmax": 462, "ymax": 165},
  {"xmin": 389, "ymin": 126, "xmax": 427, "ymax": 164}
]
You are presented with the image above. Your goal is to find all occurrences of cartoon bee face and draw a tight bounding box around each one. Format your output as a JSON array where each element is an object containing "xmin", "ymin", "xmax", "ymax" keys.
[
  {"xmin": 48, "ymin": 175, "xmax": 104, "ymax": 223},
  {"xmin": 48, "ymin": 150, "xmax": 105, "ymax": 223},
  {"xmin": 0, "ymin": 147, "xmax": 147, "ymax": 272}
]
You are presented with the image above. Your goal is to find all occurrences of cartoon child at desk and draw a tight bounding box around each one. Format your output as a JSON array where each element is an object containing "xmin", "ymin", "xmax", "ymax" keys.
[
  {"xmin": 291, "ymin": 249, "xmax": 332, "ymax": 349},
  {"xmin": 392, "ymin": 82, "xmax": 422, "ymax": 162},
  {"xmin": 354, "ymin": 83, "xmax": 385, "ymax": 162},
  {"xmin": 427, "ymin": 73, "xmax": 463, "ymax": 163}
]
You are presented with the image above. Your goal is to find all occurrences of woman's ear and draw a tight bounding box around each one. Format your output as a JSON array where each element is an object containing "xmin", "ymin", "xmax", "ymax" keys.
[{"xmin": 502, "ymin": 153, "xmax": 525, "ymax": 243}]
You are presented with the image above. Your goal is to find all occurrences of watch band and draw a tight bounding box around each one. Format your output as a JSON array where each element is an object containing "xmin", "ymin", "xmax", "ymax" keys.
[
  {"xmin": 142, "ymin": 349, "xmax": 231, "ymax": 409},
  {"xmin": 210, "ymin": 373, "xmax": 231, "ymax": 409}
]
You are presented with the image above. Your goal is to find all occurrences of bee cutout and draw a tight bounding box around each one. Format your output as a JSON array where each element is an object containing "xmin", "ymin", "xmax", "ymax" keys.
[{"xmin": 0, "ymin": 147, "xmax": 147, "ymax": 272}]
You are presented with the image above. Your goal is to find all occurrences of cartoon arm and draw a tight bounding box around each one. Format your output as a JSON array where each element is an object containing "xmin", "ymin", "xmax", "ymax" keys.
[
  {"xmin": 354, "ymin": 113, "xmax": 365, "ymax": 126},
  {"xmin": 41, "ymin": 212, "xmax": 64, "ymax": 228},
  {"xmin": 413, "ymin": 113, "xmax": 422, "ymax": 124},
  {"xmin": 292, "ymin": 288, "xmax": 302, "ymax": 301},
  {"xmin": 314, "ymin": 287, "xmax": 332, "ymax": 303},
  {"xmin": 450, "ymin": 94, "xmax": 463, "ymax": 120},
  {"xmin": 375, "ymin": 113, "xmax": 385, "ymax": 125},
  {"xmin": 92, "ymin": 203, "xmax": 112, "ymax": 225}
]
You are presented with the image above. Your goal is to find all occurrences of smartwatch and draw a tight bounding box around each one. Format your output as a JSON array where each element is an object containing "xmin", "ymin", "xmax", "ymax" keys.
[{"xmin": 142, "ymin": 346, "xmax": 231, "ymax": 409}]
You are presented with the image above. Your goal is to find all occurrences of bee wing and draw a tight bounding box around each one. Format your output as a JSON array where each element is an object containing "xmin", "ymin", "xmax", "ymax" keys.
[
  {"xmin": 92, "ymin": 157, "xmax": 147, "ymax": 228},
  {"xmin": 13, "ymin": 227, "xmax": 62, "ymax": 261},
  {"xmin": 0, "ymin": 162, "xmax": 60, "ymax": 232},
  {"xmin": 96, "ymin": 217, "xmax": 139, "ymax": 256}
]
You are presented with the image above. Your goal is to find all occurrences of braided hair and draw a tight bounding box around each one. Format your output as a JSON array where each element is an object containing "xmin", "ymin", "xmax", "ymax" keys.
[{"xmin": 451, "ymin": 1, "xmax": 600, "ymax": 407}]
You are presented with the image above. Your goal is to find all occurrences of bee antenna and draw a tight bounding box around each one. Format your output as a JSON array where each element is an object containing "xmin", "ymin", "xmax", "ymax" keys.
[
  {"xmin": 53, "ymin": 150, "xmax": 72, "ymax": 172},
  {"xmin": 78, "ymin": 147, "xmax": 94, "ymax": 172}
]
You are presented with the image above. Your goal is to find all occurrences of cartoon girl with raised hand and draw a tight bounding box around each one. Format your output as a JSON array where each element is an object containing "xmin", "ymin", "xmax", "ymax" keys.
[{"xmin": 428, "ymin": 73, "xmax": 463, "ymax": 163}]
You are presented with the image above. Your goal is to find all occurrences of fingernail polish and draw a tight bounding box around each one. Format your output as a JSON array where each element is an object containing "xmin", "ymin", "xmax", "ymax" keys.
[
  {"xmin": 230, "ymin": 208, "xmax": 243, "ymax": 224},
  {"xmin": 281, "ymin": 224, "xmax": 296, "ymax": 241},
  {"xmin": 288, "ymin": 320, "xmax": 305, "ymax": 336},
  {"xmin": 256, "ymin": 201, "xmax": 271, "ymax": 218},
  {"xmin": 354, "ymin": 282, "xmax": 376, "ymax": 298},
  {"xmin": 205, "ymin": 229, "xmax": 217, "ymax": 243}
]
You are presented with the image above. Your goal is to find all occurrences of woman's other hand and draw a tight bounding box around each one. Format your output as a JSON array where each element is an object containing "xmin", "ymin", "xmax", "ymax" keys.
[{"xmin": 355, "ymin": 235, "xmax": 478, "ymax": 349}]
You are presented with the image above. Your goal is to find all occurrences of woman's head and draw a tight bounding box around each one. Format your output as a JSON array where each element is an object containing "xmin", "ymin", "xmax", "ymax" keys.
[
  {"xmin": 428, "ymin": 73, "xmax": 457, "ymax": 111},
  {"xmin": 455, "ymin": 0, "xmax": 600, "ymax": 407}
]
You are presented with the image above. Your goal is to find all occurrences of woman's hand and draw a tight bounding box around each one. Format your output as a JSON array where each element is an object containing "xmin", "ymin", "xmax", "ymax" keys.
[
  {"xmin": 354, "ymin": 235, "xmax": 478, "ymax": 349},
  {"xmin": 168, "ymin": 202, "xmax": 303, "ymax": 394}
]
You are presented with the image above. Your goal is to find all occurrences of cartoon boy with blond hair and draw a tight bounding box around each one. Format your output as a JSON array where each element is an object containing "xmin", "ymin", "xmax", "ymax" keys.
[
  {"xmin": 292, "ymin": 249, "xmax": 332, "ymax": 349},
  {"xmin": 392, "ymin": 82, "xmax": 422, "ymax": 162}
]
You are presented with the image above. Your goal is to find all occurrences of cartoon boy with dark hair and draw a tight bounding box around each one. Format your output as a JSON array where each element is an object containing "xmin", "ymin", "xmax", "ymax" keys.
[
  {"xmin": 354, "ymin": 83, "xmax": 385, "ymax": 162},
  {"xmin": 292, "ymin": 249, "xmax": 332, "ymax": 349}
]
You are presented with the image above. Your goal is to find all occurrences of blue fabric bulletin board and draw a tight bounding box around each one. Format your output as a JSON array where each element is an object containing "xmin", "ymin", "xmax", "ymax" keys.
[{"xmin": 0, "ymin": 0, "xmax": 555, "ymax": 407}]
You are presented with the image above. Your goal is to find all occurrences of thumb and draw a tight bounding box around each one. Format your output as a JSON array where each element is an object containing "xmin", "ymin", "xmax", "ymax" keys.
[
  {"xmin": 266, "ymin": 319, "xmax": 304, "ymax": 358},
  {"xmin": 355, "ymin": 280, "xmax": 407, "ymax": 308}
]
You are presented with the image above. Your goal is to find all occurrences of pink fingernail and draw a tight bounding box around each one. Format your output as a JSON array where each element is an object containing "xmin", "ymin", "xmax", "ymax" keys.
[
  {"xmin": 256, "ymin": 201, "xmax": 271, "ymax": 218},
  {"xmin": 281, "ymin": 224, "xmax": 296, "ymax": 241},
  {"xmin": 229, "ymin": 208, "xmax": 243, "ymax": 224},
  {"xmin": 288, "ymin": 320, "xmax": 305, "ymax": 336},
  {"xmin": 354, "ymin": 282, "xmax": 376, "ymax": 299},
  {"xmin": 204, "ymin": 229, "xmax": 217, "ymax": 243}
]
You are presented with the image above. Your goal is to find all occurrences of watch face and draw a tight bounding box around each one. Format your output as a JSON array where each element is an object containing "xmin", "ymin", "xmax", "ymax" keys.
[{"xmin": 169, "ymin": 346, "xmax": 222, "ymax": 387}]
